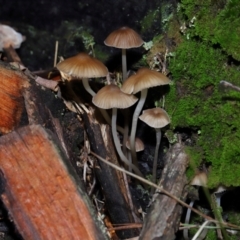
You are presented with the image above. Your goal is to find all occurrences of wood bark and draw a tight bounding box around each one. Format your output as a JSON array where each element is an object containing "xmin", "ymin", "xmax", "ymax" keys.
[
  {"xmin": 82, "ymin": 109, "xmax": 141, "ymax": 239},
  {"xmin": 0, "ymin": 124, "xmax": 107, "ymax": 240},
  {"xmin": 0, "ymin": 61, "xmax": 108, "ymax": 239},
  {"xmin": 0, "ymin": 61, "xmax": 29, "ymax": 134},
  {"xmin": 139, "ymin": 143, "xmax": 189, "ymax": 240}
]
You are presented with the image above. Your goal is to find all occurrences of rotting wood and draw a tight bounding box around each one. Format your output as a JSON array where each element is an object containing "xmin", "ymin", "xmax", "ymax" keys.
[
  {"xmin": 82, "ymin": 108, "xmax": 141, "ymax": 239},
  {"xmin": 139, "ymin": 142, "xmax": 189, "ymax": 240},
  {"xmin": 0, "ymin": 61, "xmax": 29, "ymax": 134},
  {"xmin": 0, "ymin": 124, "xmax": 108, "ymax": 240}
]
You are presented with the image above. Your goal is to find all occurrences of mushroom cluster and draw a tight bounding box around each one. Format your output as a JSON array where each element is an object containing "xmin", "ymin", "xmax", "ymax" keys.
[{"xmin": 56, "ymin": 26, "xmax": 172, "ymax": 188}]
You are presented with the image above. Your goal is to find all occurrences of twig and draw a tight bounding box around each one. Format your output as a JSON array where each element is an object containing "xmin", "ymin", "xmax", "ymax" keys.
[
  {"xmin": 90, "ymin": 150, "xmax": 240, "ymax": 231},
  {"xmin": 219, "ymin": 80, "xmax": 240, "ymax": 92},
  {"xmin": 192, "ymin": 220, "xmax": 211, "ymax": 240},
  {"xmin": 35, "ymin": 76, "xmax": 59, "ymax": 91}
]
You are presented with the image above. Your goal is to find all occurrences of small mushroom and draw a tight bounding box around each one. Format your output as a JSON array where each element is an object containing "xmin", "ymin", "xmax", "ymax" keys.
[
  {"xmin": 126, "ymin": 137, "xmax": 144, "ymax": 172},
  {"xmin": 139, "ymin": 107, "xmax": 170, "ymax": 187},
  {"xmin": 190, "ymin": 171, "xmax": 208, "ymax": 187},
  {"xmin": 121, "ymin": 68, "xmax": 171, "ymax": 170},
  {"xmin": 56, "ymin": 52, "xmax": 108, "ymax": 96},
  {"xmin": 104, "ymin": 26, "xmax": 143, "ymax": 81},
  {"xmin": 92, "ymin": 84, "xmax": 143, "ymax": 177},
  {"xmin": 184, "ymin": 171, "xmax": 208, "ymax": 240},
  {"xmin": 56, "ymin": 52, "xmax": 117, "ymax": 129}
]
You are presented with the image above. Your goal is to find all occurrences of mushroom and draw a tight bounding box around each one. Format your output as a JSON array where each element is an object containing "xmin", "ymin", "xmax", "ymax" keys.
[
  {"xmin": 126, "ymin": 137, "xmax": 144, "ymax": 172},
  {"xmin": 104, "ymin": 26, "xmax": 144, "ymax": 81},
  {"xmin": 121, "ymin": 68, "xmax": 171, "ymax": 169},
  {"xmin": 190, "ymin": 171, "xmax": 208, "ymax": 187},
  {"xmin": 56, "ymin": 52, "xmax": 108, "ymax": 96},
  {"xmin": 92, "ymin": 84, "xmax": 143, "ymax": 177},
  {"xmin": 184, "ymin": 171, "xmax": 208, "ymax": 240},
  {"xmin": 139, "ymin": 107, "xmax": 170, "ymax": 187},
  {"xmin": 56, "ymin": 52, "xmax": 121, "ymax": 131}
]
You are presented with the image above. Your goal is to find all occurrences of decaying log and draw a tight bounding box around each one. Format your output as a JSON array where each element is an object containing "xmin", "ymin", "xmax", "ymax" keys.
[
  {"xmin": 0, "ymin": 124, "xmax": 107, "ymax": 240},
  {"xmin": 0, "ymin": 61, "xmax": 29, "ymax": 134},
  {"xmin": 140, "ymin": 143, "xmax": 189, "ymax": 240},
  {"xmin": 82, "ymin": 109, "xmax": 141, "ymax": 239}
]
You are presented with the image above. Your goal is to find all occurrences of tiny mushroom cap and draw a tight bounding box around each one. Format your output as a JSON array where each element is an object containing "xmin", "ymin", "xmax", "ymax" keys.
[
  {"xmin": 139, "ymin": 107, "xmax": 170, "ymax": 129},
  {"xmin": 104, "ymin": 26, "xmax": 144, "ymax": 49},
  {"xmin": 190, "ymin": 172, "xmax": 208, "ymax": 187},
  {"xmin": 92, "ymin": 84, "xmax": 138, "ymax": 109},
  {"xmin": 126, "ymin": 137, "xmax": 144, "ymax": 152},
  {"xmin": 56, "ymin": 52, "xmax": 108, "ymax": 79},
  {"xmin": 121, "ymin": 68, "xmax": 171, "ymax": 94},
  {"xmin": 0, "ymin": 24, "xmax": 25, "ymax": 51}
]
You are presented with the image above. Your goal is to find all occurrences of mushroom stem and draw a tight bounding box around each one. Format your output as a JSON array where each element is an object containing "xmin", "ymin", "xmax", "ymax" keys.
[
  {"xmin": 82, "ymin": 78, "xmax": 96, "ymax": 97},
  {"xmin": 129, "ymin": 88, "xmax": 148, "ymax": 169},
  {"xmin": 122, "ymin": 49, "xmax": 127, "ymax": 82},
  {"xmin": 82, "ymin": 78, "xmax": 124, "ymax": 134},
  {"xmin": 152, "ymin": 128, "xmax": 162, "ymax": 190},
  {"xmin": 112, "ymin": 108, "xmax": 143, "ymax": 177}
]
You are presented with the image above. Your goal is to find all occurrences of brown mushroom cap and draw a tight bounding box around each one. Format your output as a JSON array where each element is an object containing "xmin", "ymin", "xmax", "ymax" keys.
[
  {"xmin": 56, "ymin": 53, "xmax": 108, "ymax": 79},
  {"xmin": 126, "ymin": 137, "xmax": 144, "ymax": 152},
  {"xmin": 190, "ymin": 172, "xmax": 208, "ymax": 187},
  {"xmin": 121, "ymin": 68, "xmax": 171, "ymax": 94},
  {"xmin": 104, "ymin": 26, "xmax": 144, "ymax": 49},
  {"xmin": 139, "ymin": 107, "xmax": 170, "ymax": 129},
  {"xmin": 92, "ymin": 84, "xmax": 138, "ymax": 109}
]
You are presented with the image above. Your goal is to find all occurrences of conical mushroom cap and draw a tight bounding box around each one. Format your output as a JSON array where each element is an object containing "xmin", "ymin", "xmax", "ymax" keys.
[
  {"xmin": 121, "ymin": 68, "xmax": 171, "ymax": 94},
  {"xmin": 56, "ymin": 53, "xmax": 108, "ymax": 79},
  {"xmin": 139, "ymin": 107, "xmax": 170, "ymax": 128},
  {"xmin": 104, "ymin": 26, "xmax": 144, "ymax": 49},
  {"xmin": 92, "ymin": 84, "xmax": 138, "ymax": 109}
]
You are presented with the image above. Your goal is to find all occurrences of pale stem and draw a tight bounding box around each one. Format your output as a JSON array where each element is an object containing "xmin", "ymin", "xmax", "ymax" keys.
[
  {"xmin": 152, "ymin": 128, "xmax": 162, "ymax": 189},
  {"xmin": 112, "ymin": 108, "xmax": 143, "ymax": 177},
  {"xmin": 122, "ymin": 49, "xmax": 127, "ymax": 82},
  {"xmin": 129, "ymin": 88, "xmax": 148, "ymax": 169}
]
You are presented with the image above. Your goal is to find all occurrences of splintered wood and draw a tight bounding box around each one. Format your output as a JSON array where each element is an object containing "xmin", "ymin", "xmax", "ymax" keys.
[
  {"xmin": 0, "ymin": 63, "xmax": 28, "ymax": 134},
  {"xmin": 0, "ymin": 124, "xmax": 105, "ymax": 240},
  {"xmin": 139, "ymin": 143, "xmax": 189, "ymax": 240}
]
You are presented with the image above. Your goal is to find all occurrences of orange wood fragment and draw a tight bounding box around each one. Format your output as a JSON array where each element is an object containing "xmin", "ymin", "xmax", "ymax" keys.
[
  {"xmin": 0, "ymin": 64, "xmax": 29, "ymax": 133},
  {"xmin": 0, "ymin": 124, "xmax": 105, "ymax": 240}
]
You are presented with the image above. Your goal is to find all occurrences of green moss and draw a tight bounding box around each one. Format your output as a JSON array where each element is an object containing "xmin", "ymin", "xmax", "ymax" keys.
[
  {"xmin": 180, "ymin": 0, "xmax": 240, "ymax": 60},
  {"xmin": 205, "ymin": 229, "xmax": 217, "ymax": 240},
  {"xmin": 141, "ymin": 8, "xmax": 161, "ymax": 33},
  {"xmin": 163, "ymin": 1, "xmax": 240, "ymax": 188}
]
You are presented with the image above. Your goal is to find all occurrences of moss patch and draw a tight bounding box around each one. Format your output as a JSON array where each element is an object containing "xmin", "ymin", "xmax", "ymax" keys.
[{"xmin": 161, "ymin": 1, "xmax": 240, "ymax": 188}]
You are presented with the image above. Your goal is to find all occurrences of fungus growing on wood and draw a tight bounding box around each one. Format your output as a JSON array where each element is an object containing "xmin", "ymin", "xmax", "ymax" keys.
[
  {"xmin": 139, "ymin": 107, "xmax": 170, "ymax": 187},
  {"xmin": 190, "ymin": 171, "xmax": 208, "ymax": 187},
  {"xmin": 121, "ymin": 68, "xmax": 171, "ymax": 170},
  {"xmin": 56, "ymin": 52, "xmax": 108, "ymax": 96},
  {"xmin": 104, "ymin": 26, "xmax": 144, "ymax": 81},
  {"xmin": 92, "ymin": 84, "xmax": 142, "ymax": 176},
  {"xmin": 126, "ymin": 137, "xmax": 144, "ymax": 172},
  {"xmin": 56, "ymin": 52, "xmax": 116, "ymax": 128}
]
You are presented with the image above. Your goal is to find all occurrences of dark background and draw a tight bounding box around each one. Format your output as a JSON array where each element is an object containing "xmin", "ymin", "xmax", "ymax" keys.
[{"xmin": 0, "ymin": 0, "xmax": 171, "ymax": 70}]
